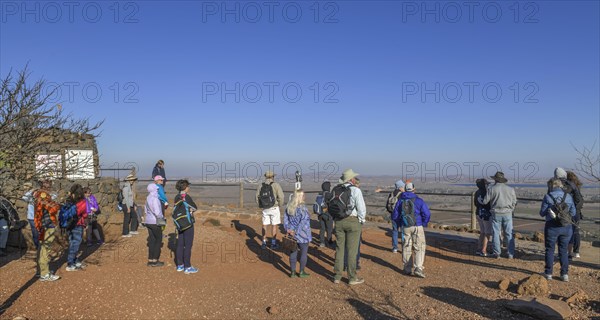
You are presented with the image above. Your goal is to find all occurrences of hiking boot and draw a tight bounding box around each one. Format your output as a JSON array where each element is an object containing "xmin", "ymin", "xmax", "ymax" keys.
[
  {"xmin": 543, "ymin": 273, "xmax": 552, "ymax": 280},
  {"xmin": 40, "ymin": 274, "xmax": 60, "ymax": 282},
  {"xmin": 349, "ymin": 277, "xmax": 365, "ymax": 285},
  {"xmin": 184, "ymin": 267, "xmax": 198, "ymax": 274},
  {"xmin": 403, "ymin": 268, "xmax": 413, "ymax": 276},
  {"xmin": 261, "ymin": 242, "xmax": 267, "ymax": 250},
  {"xmin": 271, "ymin": 243, "xmax": 280, "ymax": 250},
  {"xmin": 153, "ymin": 261, "xmax": 165, "ymax": 267},
  {"xmin": 414, "ymin": 269, "xmax": 426, "ymax": 278},
  {"xmin": 333, "ymin": 279, "xmax": 341, "ymax": 284},
  {"xmin": 574, "ymin": 253, "xmax": 581, "ymax": 259},
  {"xmin": 560, "ymin": 274, "xmax": 569, "ymax": 282},
  {"xmin": 319, "ymin": 243, "xmax": 326, "ymax": 248},
  {"xmin": 475, "ymin": 251, "xmax": 486, "ymax": 257},
  {"xmin": 290, "ymin": 272, "xmax": 298, "ymax": 278},
  {"xmin": 176, "ymin": 265, "xmax": 184, "ymax": 272},
  {"xmin": 299, "ymin": 271, "xmax": 310, "ymax": 278},
  {"xmin": 66, "ymin": 265, "xmax": 78, "ymax": 272},
  {"xmin": 75, "ymin": 261, "xmax": 85, "ymax": 269},
  {"xmin": 121, "ymin": 234, "xmax": 132, "ymax": 238}
]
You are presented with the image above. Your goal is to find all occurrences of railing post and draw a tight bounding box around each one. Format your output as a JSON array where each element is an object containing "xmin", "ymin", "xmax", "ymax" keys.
[
  {"xmin": 470, "ymin": 191, "xmax": 477, "ymax": 231},
  {"xmin": 239, "ymin": 181, "xmax": 244, "ymax": 208}
]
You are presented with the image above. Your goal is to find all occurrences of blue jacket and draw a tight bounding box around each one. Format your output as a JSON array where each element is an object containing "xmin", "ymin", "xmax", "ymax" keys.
[
  {"xmin": 284, "ymin": 205, "xmax": 312, "ymax": 244},
  {"xmin": 156, "ymin": 183, "xmax": 168, "ymax": 204},
  {"xmin": 540, "ymin": 188, "xmax": 576, "ymax": 222},
  {"xmin": 392, "ymin": 192, "xmax": 431, "ymax": 227}
]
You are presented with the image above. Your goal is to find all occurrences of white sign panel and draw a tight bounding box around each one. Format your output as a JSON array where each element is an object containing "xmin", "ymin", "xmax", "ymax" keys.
[
  {"xmin": 35, "ymin": 154, "xmax": 62, "ymax": 179},
  {"xmin": 65, "ymin": 149, "xmax": 95, "ymax": 180}
]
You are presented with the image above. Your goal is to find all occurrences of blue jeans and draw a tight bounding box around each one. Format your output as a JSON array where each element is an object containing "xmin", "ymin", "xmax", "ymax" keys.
[
  {"xmin": 67, "ymin": 226, "xmax": 84, "ymax": 266},
  {"xmin": 28, "ymin": 219, "xmax": 40, "ymax": 249},
  {"xmin": 492, "ymin": 214, "xmax": 515, "ymax": 257},
  {"xmin": 544, "ymin": 221, "xmax": 572, "ymax": 276},
  {"xmin": 289, "ymin": 242, "xmax": 309, "ymax": 273},
  {"xmin": 391, "ymin": 219, "xmax": 399, "ymax": 250}
]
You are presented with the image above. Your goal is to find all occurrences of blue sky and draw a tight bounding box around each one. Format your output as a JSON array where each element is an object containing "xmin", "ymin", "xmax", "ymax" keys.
[{"xmin": 1, "ymin": 1, "xmax": 599, "ymax": 181}]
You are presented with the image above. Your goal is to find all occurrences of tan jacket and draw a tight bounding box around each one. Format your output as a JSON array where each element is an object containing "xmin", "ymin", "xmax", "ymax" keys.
[{"xmin": 255, "ymin": 179, "xmax": 285, "ymax": 208}]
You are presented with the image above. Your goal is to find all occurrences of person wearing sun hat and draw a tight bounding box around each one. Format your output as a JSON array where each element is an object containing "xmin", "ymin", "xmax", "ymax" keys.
[
  {"xmin": 255, "ymin": 170, "xmax": 285, "ymax": 249},
  {"xmin": 332, "ymin": 169, "xmax": 366, "ymax": 286},
  {"xmin": 482, "ymin": 171, "xmax": 517, "ymax": 259},
  {"xmin": 121, "ymin": 173, "xmax": 139, "ymax": 237}
]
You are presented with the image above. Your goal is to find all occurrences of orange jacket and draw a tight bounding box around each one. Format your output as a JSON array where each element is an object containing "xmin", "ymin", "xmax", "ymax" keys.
[{"xmin": 33, "ymin": 191, "xmax": 60, "ymax": 239}]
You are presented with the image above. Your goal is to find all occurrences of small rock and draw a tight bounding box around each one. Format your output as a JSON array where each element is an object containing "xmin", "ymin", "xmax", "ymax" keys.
[
  {"xmin": 499, "ymin": 278, "xmax": 511, "ymax": 291},
  {"xmin": 533, "ymin": 231, "xmax": 544, "ymax": 243},
  {"xmin": 267, "ymin": 306, "xmax": 279, "ymax": 315},
  {"xmin": 566, "ymin": 289, "xmax": 588, "ymax": 305},
  {"xmin": 517, "ymin": 274, "xmax": 549, "ymax": 297},
  {"xmin": 504, "ymin": 297, "xmax": 571, "ymax": 320}
]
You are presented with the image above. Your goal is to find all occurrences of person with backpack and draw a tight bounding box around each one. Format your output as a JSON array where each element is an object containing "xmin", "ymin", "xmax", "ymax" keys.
[
  {"xmin": 386, "ymin": 180, "xmax": 405, "ymax": 253},
  {"xmin": 482, "ymin": 172, "xmax": 517, "ymax": 259},
  {"xmin": 255, "ymin": 171, "xmax": 285, "ymax": 250},
  {"xmin": 22, "ymin": 182, "xmax": 40, "ymax": 250},
  {"xmin": 121, "ymin": 174, "xmax": 139, "ymax": 237},
  {"xmin": 314, "ymin": 181, "xmax": 333, "ymax": 248},
  {"xmin": 64, "ymin": 184, "xmax": 88, "ymax": 272},
  {"xmin": 392, "ymin": 182, "xmax": 431, "ymax": 278},
  {"xmin": 330, "ymin": 169, "xmax": 366, "ymax": 285},
  {"xmin": 474, "ymin": 179, "xmax": 492, "ymax": 256},
  {"xmin": 84, "ymin": 187, "xmax": 103, "ymax": 247},
  {"xmin": 152, "ymin": 160, "xmax": 167, "ymax": 186},
  {"xmin": 173, "ymin": 179, "xmax": 198, "ymax": 274},
  {"xmin": 284, "ymin": 189, "xmax": 312, "ymax": 278},
  {"xmin": 33, "ymin": 186, "xmax": 61, "ymax": 281},
  {"xmin": 540, "ymin": 178, "xmax": 576, "ymax": 281},
  {"xmin": 554, "ymin": 168, "xmax": 584, "ymax": 259},
  {"xmin": 145, "ymin": 183, "xmax": 165, "ymax": 267}
]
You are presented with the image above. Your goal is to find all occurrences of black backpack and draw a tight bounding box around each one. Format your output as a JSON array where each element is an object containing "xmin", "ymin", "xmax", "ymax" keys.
[
  {"xmin": 548, "ymin": 193, "xmax": 572, "ymax": 227},
  {"xmin": 117, "ymin": 188, "xmax": 124, "ymax": 204},
  {"xmin": 258, "ymin": 182, "xmax": 276, "ymax": 209},
  {"xmin": 326, "ymin": 184, "xmax": 353, "ymax": 220},
  {"xmin": 172, "ymin": 198, "xmax": 196, "ymax": 231},
  {"xmin": 399, "ymin": 198, "xmax": 416, "ymax": 227}
]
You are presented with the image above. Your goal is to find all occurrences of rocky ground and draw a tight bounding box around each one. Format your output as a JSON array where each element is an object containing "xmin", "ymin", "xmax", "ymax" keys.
[{"xmin": 1, "ymin": 204, "xmax": 599, "ymax": 320}]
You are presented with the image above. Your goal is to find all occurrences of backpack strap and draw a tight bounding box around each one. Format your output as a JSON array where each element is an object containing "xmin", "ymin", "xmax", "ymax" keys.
[{"xmin": 548, "ymin": 192, "xmax": 565, "ymax": 205}]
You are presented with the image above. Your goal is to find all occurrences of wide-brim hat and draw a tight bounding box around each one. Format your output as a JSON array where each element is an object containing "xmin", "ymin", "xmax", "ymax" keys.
[
  {"xmin": 490, "ymin": 171, "xmax": 507, "ymax": 183},
  {"xmin": 125, "ymin": 174, "xmax": 138, "ymax": 181},
  {"xmin": 264, "ymin": 171, "xmax": 276, "ymax": 178},
  {"xmin": 339, "ymin": 169, "xmax": 360, "ymax": 184}
]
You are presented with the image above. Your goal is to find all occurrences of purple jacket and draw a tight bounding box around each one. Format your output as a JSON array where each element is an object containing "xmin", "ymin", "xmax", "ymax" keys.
[
  {"xmin": 392, "ymin": 191, "xmax": 431, "ymax": 227},
  {"xmin": 85, "ymin": 195, "xmax": 99, "ymax": 214},
  {"xmin": 145, "ymin": 184, "xmax": 163, "ymax": 225}
]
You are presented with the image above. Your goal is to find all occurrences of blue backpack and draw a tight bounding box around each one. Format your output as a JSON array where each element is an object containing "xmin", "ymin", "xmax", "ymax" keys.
[
  {"xmin": 172, "ymin": 200, "xmax": 195, "ymax": 231},
  {"xmin": 58, "ymin": 202, "xmax": 78, "ymax": 230},
  {"xmin": 313, "ymin": 194, "xmax": 326, "ymax": 215}
]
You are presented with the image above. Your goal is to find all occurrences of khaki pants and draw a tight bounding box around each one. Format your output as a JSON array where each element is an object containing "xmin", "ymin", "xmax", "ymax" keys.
[
  {"xmin": 402, "ymin": 226, "xmax": 426, "ymax": 273},
  {"xmin": 38, "ymin": 228, "xmax": 56, "ymax": 276},
  {"xmin": 334, "ymin": 216, "xmax": 362, "ymax": 281}
]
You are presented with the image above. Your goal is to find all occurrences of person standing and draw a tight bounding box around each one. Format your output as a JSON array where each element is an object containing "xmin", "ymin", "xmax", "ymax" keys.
[
  {"xmin": 332, "ymin": 169, "xmax": 366, "ymax": 285},
  {"xmin": 255, "ymin": 171, "xmax": 285, "ymax": 249},
  {"xmin": 84, "ymin": 187, "xmax": 103, "ymax": 246},
  {"xmin": 22, "ymin": 182, "xmax": 40, "ymax": 250},
  {"xmin": 392, "ymin": 182, "xmax": 431, "ymax": 278},
  {"xmin": 154, "ymin": 175, "xmax": 169, "ymax": 220},
  {"xmin": 145, "ymin": 183, "xmax": 165, "ymax": 267},
  {"xmin": 386, "ymin": 180, "xmax": 405, "ymax": 253},
  {"xmin": 121, "ymin": 174, "xmax": 139, "ymax": 237},
  {"xmin": 33, "ymin": 186, "xmax": 61, "ymax": 281},
  {"xmin": 152, "ymin": 160, "xmax": 167, "ymax": 186},
  {"xmin": 314, "ymin": 181, "xmax": 333, "ymax": 248},
  {"xmin": 65, "ymin": 184, "xmax": 88, "ymax": 271},
  {"xmin": 540, "ymin": 178, "xmax": 576, "ymax": 281},
  {"xmin": 284, "ymin": 189, "xmax": 312, "ymax": 278},
  {"xmin": 554, "ymin": 168, "xmax": 584, "ymax": 259},
  {"xmin": 483, "ymin": 172, "xmax": 517, "ymax": 259},
  {"xmin": 474, "ymin": 179, "xmax": 492, "ymax": 256},
  {"xmin": 173, "ymin": 179, "xmax": 198, "ymax": 274}
]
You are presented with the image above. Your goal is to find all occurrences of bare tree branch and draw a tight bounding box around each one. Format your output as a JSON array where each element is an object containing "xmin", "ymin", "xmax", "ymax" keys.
[{"xmin": 570, "ymin": 140, "xmax": 600, "ymax": 182}]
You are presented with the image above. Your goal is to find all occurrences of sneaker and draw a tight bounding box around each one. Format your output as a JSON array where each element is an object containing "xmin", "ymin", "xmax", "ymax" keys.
[
  {"xmin": 349, "ymin": 277, "xmax": 365, "ymax": 285},
  {"xmin": 574, "ymin": 253, "xmax": 581, "ymax": 259},
  {"xmin": 507, "ymin": 255, "xmax": 514, "ymax": 260},
  {"xmin": 261, "ymin": 242, "xmax": 267, "ymax": 250},
  {"xmin": 184, "ymin": 267, "xmax": 198, "ymax": 274},
  {"xmin": 39, "ymin": 274, "xmax": 60, "ymax": 282},
  {"xmin": 130, "ymin": 231, "xmax": 139, "ymax": 235},
  {"xmin": 176, "ymin": 265, "xmax": 184, "ymax": 272},
  {"xmin": 392, "ymin": 248, "xmax": 398, "ymax": 253},
  {"xmin": 414, "ymin": 269, "xmax": 426, "ymax": 278},
  {"xmin": 319, "ymin": 243, "xmax": 326, "ymax": 248},
  {"xmin": 75, "ymin": 261, "xmax": 85, "ymax": 269},
  {"xmin": 121, "ymin": 234, "xmax": 132, "ymax": 238},
  {"xmin": 299, "ymin": 271, "xmax": 310, "ymax": 278},
  {"xmin": 153, "ymin": 261, "xmax": 165, "ymax": 267},
  {"xmin": 290, "ymin": 272, "xmax": 298, "ymax": 278},
  {"xmin": 66, "ymin": 265, "xmax": 78, "ymax": 272},
  {"xmin": 333, "ymin": 279, "xmax": 341, "ymax": 284},
  {"xmin": 271, "ymin": 243, "xmax": 279, "ymax": 250},
  {"xmin": 560, "ymin": 274, "xmax": 569, "ymax": 282},
  {"xmin": 544, "ymin": 273, "xmax": 552, "ymax": 280},
  {"xmin": 475, "ymin": 251, "xmax": 485, "ymax": 256},
  {"xmin": 403, "ymin": 268, "xmax": 412, "ymax": 276}
]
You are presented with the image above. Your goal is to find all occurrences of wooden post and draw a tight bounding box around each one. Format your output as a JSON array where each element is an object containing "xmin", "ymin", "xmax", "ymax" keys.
[
  {"xmin": 470, "ymin": 191, "xmax": 477, "ymax": 231},
  {"xmin": 239, "ymin": 181, "xmax": 244, "ymax": 208}
]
